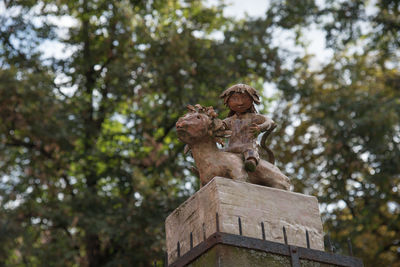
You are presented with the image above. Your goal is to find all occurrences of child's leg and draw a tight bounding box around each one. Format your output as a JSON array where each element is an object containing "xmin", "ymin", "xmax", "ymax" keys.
[{"xmin": 244, "ymin": 149, "xmax": 259, "ymax": 172}]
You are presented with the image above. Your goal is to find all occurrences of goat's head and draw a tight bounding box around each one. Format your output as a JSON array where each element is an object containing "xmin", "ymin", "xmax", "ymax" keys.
[{"xmin": 176, "ymin": 104, "xmax": 229, "ymax": 146}]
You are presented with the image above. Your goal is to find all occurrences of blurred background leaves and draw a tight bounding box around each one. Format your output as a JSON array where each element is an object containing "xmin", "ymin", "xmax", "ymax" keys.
[{"xmin": 0, "ymin": 0, "xmax": 399, "ymax": 266}]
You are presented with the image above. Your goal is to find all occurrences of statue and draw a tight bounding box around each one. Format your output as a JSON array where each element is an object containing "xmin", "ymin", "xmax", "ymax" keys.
[
  {"xmin": 176, "ymin": 101, "xmax": 290, "ymax": 190},
  {"xmin": 220, "ymin": 84, "xmax": 276, "ymax": 172},
  {"xmin": 168, "ymin": 87, "xmax": 355, "ymax": 267}
]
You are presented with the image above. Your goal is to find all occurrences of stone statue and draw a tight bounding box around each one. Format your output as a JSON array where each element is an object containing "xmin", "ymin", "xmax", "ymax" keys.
[
  {"xmin": 176, "ymin": 104, "xmax": 290, "ymax": 190},
  {"xmin": 220, "ymin": 84, "xmax": 276, "ymax": 172}
]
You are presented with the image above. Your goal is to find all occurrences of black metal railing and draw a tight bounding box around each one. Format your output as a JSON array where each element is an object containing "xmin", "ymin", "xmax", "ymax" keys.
[{"xmin": 155, "ymin": 212, "xmax": 360, "ymax": 267}]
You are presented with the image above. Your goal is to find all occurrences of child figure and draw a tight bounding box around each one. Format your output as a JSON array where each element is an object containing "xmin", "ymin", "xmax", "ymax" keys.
[{"xmin": 220, "ymin": 84, "xmax": 276, "ymax": 172}]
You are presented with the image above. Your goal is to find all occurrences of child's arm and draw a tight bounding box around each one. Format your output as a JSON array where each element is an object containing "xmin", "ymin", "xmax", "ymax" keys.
[
  {"xmin": 222, "ymin": 117, "xmax": 232, "ymax": 130},
  {"xmin": 258, "ymin": 115, "xmax": 276, "ymax": 132},
  {"xmin": 250, "ymin": 115, "xmax": 276, "ymax": 135}
]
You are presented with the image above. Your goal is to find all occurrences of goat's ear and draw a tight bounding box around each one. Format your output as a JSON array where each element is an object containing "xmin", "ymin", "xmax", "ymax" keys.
[
  {"xmin": 184, "ymin": 144, "xmax": 191, "ymax": 154},
  {"xmin": 194, "ymin": 104, "xmax": 203, "ymax": 111},
  {"xmin": 206, "ymin": 106, "xmax": 218, "ymax": 118},
  {"xmin": 187, "ymin": 105, "xmax": 195, "ymax": 112}
]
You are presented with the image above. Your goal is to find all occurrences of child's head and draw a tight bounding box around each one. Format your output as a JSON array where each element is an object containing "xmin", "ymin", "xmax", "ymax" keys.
[{"xmin": 220, "ymin": 84, "xmax": 261, "ymax": 116}]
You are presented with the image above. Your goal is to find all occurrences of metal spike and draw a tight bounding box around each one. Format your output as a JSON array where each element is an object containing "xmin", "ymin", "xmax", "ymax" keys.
[
  {"xmin": 177, "ymin": 241, "xmax": 180, "ymax": 257},
  {"xmin": 238, "ymin": 217, "xmax": 242, "ymax": 235},
  {"xmin": 283, "ymin": 226, "xmax": 288, "ymax": 245},
  {"xmin": 190, "ymin": 232, "xmax": 193, "ymax": 250},
  {"xmin": 327, "ymin": 234, "xmax": 334, "ymax": 253},
  {"xmin": 261, "ymin": 222, "xmax": 266, "ymax": 240},
  {"xmin": 306, "ymin": 230, "xmax": 310, "ymax": 249},
  {"xmin": 347, "ymin": 237, "xmax": 353, "ymax": 256},
  {"xmin": 164, "ymin": 251, "xmax": 168, "ymax": 267},
  {"xmin": 202, "ymin": 223, "xmax": 206, "ymax": 241},
  {"xmin": 216, "ymin": 212, "xmax": 220, "ymax": 232}
]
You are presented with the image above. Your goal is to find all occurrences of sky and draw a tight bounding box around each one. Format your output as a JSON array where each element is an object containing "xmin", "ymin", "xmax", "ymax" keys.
[
  {"xmin": 0, "ymin": 0, "xmax": 332, "ymax": 99},
  {"xmin": 0, "ymin": 0, "xmax": 333, "ymax": 111},
  {"xmin": 221, "ymin": 0, "xmax": 332, "ymax": 65},
  {"xmin": 0, "ymin": 0, "xmax": 331, "ymax": 71},
  {"xmin": 219, "ymin": 0, "xmax": 270, "ymax": 17},
  {"xmin": 206, "ymin": 0, "xmax": 333, "ymax": 99}
]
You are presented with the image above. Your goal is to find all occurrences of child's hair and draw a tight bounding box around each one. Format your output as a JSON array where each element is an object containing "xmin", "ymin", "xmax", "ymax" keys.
[{"xmin": 220, "ymin": 84, "xmax": 261, "ymax": 117}]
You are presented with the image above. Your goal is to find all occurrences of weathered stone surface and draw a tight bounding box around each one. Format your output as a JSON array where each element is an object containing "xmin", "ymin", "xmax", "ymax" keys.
[{"xmin": 165, "ymin": 177, "xmax": 324, "ymax": 264}]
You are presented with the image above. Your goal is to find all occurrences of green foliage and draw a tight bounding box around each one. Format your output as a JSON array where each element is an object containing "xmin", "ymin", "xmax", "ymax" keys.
[
  {"xmin": 0, "ymin": 0, "xmax": 283, "ymax": 265},
  {"xmin": 269, "ymin": 1, "xmax": 400, "ymax": 266},
  {"xmin": 1, "ymin": 0, "xmax": 399, "ymax": 266}
]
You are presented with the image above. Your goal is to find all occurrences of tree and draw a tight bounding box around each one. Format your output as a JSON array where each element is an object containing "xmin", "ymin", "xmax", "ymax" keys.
[
  {"xmin": 1, "ymin": 0, "xmax": 398, "ymax": 266},
  {"xmin": 268, "ymin": 1, "xmax": 400, "ymax": 265},
  {"xmin": 0, "ymin": 0, "xmax": 283, "ymax": 265}
]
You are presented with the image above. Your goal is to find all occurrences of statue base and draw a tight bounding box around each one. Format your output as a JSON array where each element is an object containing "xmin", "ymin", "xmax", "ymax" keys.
[
  {"xmin": 165, "ymin": 177, "xmax": 325, "ymax": 264},
  {"xmin": 169, "ymin": 232, "xmax": 363, "ymax": 267}
]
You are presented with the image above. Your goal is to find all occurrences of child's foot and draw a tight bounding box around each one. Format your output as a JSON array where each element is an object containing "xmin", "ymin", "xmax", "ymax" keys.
[{"xmin": 244, "ymin": 158, "xmax": 257, "ymax": 172}]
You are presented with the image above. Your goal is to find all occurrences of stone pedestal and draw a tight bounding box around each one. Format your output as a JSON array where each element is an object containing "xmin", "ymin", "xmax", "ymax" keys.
[{"xmin": 165, "ymin": 177, "xmax": 325, "ymax": 264}]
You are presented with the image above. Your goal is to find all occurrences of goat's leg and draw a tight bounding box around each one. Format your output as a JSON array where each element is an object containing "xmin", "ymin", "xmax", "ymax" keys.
[
  {"xmin": 229, "ymin": 165, "xmax": 249, "ymax": 182},
  {"xmin": 250, "ymin": 160, "xmax": 291, "ymax": 190}
]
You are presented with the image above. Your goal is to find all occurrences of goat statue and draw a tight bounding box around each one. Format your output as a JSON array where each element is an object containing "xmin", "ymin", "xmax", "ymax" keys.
[{"xmin": 176, "ymin": 104, "xmax": 291, "ymax": 190}]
